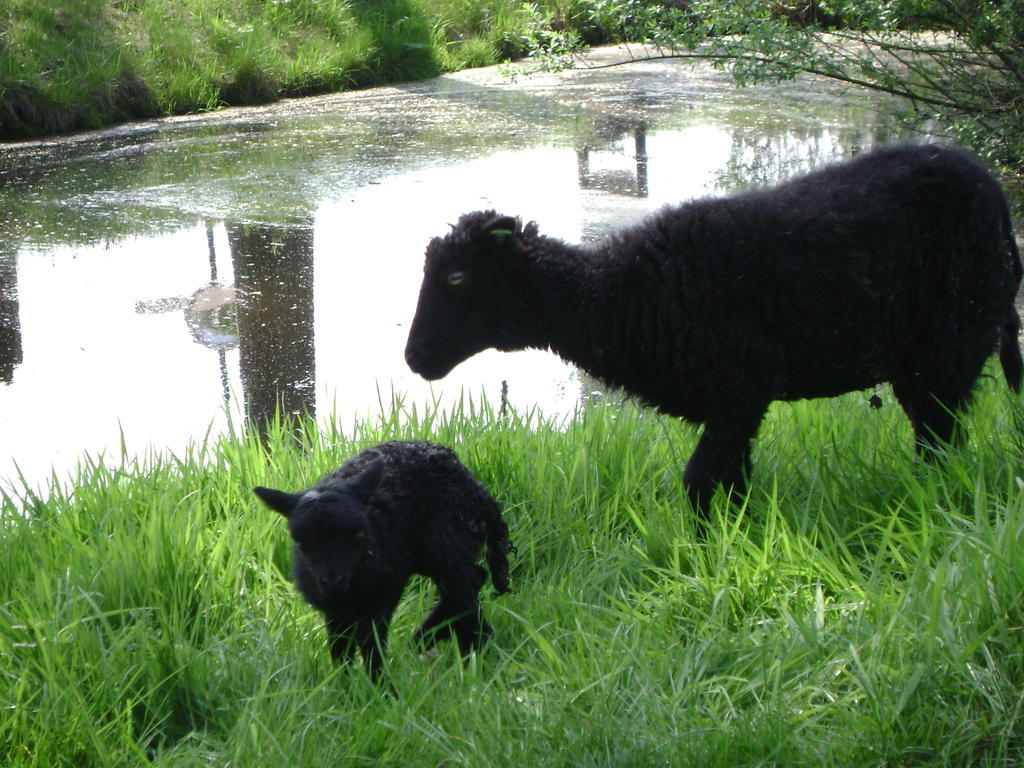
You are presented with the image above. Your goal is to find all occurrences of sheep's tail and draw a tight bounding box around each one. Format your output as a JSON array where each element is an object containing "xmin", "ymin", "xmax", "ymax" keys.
[
  {"xmin": 483, "ymin": 498, "xmax": 514, "ymax": 595},
  {"xmin": 999, "ymin": 206, "xmax": 1023, "ymax": 394}
]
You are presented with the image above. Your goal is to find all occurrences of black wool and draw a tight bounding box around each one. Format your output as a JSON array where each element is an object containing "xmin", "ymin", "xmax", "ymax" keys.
[
  {"xmin": 255, "ymin": 441, "xmax": 513, "ymax": 681},
  {"xmin": 406, "ymin": 144, "xmax": 1022, "ymax": 519}
]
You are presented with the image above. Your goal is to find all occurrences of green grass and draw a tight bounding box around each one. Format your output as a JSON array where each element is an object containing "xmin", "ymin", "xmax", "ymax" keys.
[
  {"xmin": 0, "ymin": 0, "xmax": 601, "ymax": 139},
  {"xmin": 2, "ymin": 371, "xmax": 1024, "ymax": 766}
]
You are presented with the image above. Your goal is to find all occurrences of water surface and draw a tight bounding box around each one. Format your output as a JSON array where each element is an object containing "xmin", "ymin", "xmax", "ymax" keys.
[{"xmin": 1, "ymin": 48, "xmax": 915, "ymax": 490}]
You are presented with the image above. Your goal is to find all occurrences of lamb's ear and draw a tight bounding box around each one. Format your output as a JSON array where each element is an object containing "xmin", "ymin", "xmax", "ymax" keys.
[
  {"xmin": 484, "ymin": 215, "xmax": 520, "ymax": 248},
  {"xmin": 253, "ymin": 486, "xmax": 302, "ymax": 518},
  {"xmin": 346, "ymin": 456, "xmax": 386, "ymax": 502}
]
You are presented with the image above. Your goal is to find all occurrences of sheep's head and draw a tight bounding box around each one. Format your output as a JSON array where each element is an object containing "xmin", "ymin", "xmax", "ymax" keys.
[
  {"xmin": 254, "ymin": 456, "xmax": 385, "ymax": 595},
  {"xmin": 405, "ymin": 210, "xmax": 538, "ymax": 380}
]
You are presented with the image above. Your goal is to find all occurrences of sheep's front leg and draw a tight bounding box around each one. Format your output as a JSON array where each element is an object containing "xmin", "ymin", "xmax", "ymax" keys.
[
  {"xmin": 354, "ymin": 617, "xmax": 392, "ymax": 680},
  {"xmin": 354, "ymin": 582, "xmax": 406, "ymax": 681},
  {"xmin": 324, "ymin": 610, "xmax": 361, "ymax": 665},
  {"xmin": 684, "ymin": 409, "xmax": 766, "ymax": 522}
]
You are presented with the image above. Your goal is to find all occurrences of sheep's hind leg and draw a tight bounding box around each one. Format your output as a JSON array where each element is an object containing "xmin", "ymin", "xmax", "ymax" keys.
[
  {"xmin": 892, "ymin": 371, "xmax": 976, "ymax": 457},
  {"xmin": 414, "ymin": 601, "xmax": 452, "ymax": 651},
  {"xmin": 416, "ymin": 565, "xmax": 491, "ymax": 655},
  {"xmin": 683, "ymin": 408, "xmax": 766, "ymax": 523}
]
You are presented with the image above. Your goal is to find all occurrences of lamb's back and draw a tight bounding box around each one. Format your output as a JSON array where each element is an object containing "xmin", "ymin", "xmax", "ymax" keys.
[{"xmin": 325, "ymin": 441, "xmax": 492, "ymax": 551}]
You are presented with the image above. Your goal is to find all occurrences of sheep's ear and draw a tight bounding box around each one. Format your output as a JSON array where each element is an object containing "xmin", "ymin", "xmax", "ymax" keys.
[
  {"xmin": 253, "ymin": 486, "xmax": 303, "ymax": 518},
  {"xmin": 347, "ymin": 456, "xmax": 386, "ymax": 502},
  {"xmin": 484, "ymin": 215, "xmax": 519, "ymax": 248}
]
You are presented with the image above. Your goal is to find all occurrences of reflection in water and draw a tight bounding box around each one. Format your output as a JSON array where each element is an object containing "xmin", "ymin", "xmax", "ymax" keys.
[
  {"xmin": 131, "ymin": 219, "xmax": 315, "ymax": 434},
  {"xmin": 0, "ymin": 55, "xmax": 919, "ymax": 489},
  {"xmin": 188, "ymin": 223, "xmax": 237, "ymax": 349},
  {"xmin": 134, "ymin": 221, "xmax": 239, "ymax": 405},
  {"xmin": 717, "ymin": 121, "xmax": 904, "ymax": 191},
  {"xmin": 188, "ymin": 222, "xmax": 237, "ymax": 406},
  {"xmin": 185, "ymin": 283, "xmax": 238, "ymax": 352},
  {"xmin": 229, "ymin": 222, "xmax": 316, "ymax": 431},
  {"xmin": 0, "ymin": 249, "xmax": 21, "ymax": 384},
  {"xmin": 577, "ymin": 118, "xmax": 649, "ymax": 198}
]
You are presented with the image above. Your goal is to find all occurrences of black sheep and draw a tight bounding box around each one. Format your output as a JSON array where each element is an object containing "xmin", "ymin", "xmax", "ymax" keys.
[
  {"xmin": 404, "ymin": 144, "xmax": 1023, "ymax": 519},
  {"xmin": 254, "ymin": 441, "xmax": 513, "ymax": 680}
]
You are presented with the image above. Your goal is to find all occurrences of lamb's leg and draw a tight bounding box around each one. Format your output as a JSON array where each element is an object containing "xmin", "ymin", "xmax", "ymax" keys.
[
  {"xmin": 354, "ymin": 616, "xmax": 392, "ymax": 681},
  {"xmin": 414, "ymin": 601, "xmax": 452, "ymax": 650},
  {"xmin": 352, "ymin": 584, "xmax": 405, "ymax": 681},
  {"xmin": 683, "ymin": 409, "xmax": 765, "ymax": 522},
  {"xmin": 415, "ymin": 565, "xmax": 491, "ymax": 655},
  {"xmin": 324, "ymin": 613, "xmax": 358, "ymax": 665},
  {"xmin": 452, "ymin": 564, "xmax": 492, "ymax": 654}
]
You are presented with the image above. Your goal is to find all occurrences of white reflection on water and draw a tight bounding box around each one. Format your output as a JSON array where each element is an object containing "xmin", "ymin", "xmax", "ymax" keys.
[{"xmin": 1, "ymin": 66, "xmax": 903, "ymax": 493}]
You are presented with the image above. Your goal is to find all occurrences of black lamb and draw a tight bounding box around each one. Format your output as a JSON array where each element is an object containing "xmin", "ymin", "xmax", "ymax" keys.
[
  {"xmin": 254, "ymin": 441, "xmax": 513, "ymax": 680},
  {"xmin": 404, "ymin": 144, "xmax": 1023, "ymax": 519}
]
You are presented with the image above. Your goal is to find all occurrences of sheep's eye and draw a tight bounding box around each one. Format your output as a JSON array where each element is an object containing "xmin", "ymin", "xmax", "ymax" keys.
[{"xmin": 446, "ymin": 270, "xmax": 465, "ymax": 286}]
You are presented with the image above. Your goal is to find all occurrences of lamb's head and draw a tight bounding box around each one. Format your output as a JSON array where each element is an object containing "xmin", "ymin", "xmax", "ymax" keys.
[
  {"xmin": 405, "ymin": 210, "xmax": 539, "ymax": 380},
  {"xmin": 254, "ymin": 456, "xmax": 385, "ymax": 594}
]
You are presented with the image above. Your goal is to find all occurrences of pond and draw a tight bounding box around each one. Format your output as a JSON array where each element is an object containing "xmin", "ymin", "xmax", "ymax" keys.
[{"xmin": 1, "ymin": 47, "xmax": 918, "ymax": 491}]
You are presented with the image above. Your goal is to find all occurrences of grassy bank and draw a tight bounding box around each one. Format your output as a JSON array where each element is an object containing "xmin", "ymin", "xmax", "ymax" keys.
[
  {"xmin": 0, "ymin": 0, "xmax": 607, "ymax": 140},
  {"xmin": 2, "ymin": 373, "xmax": 1023, "ymax": 766}
]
